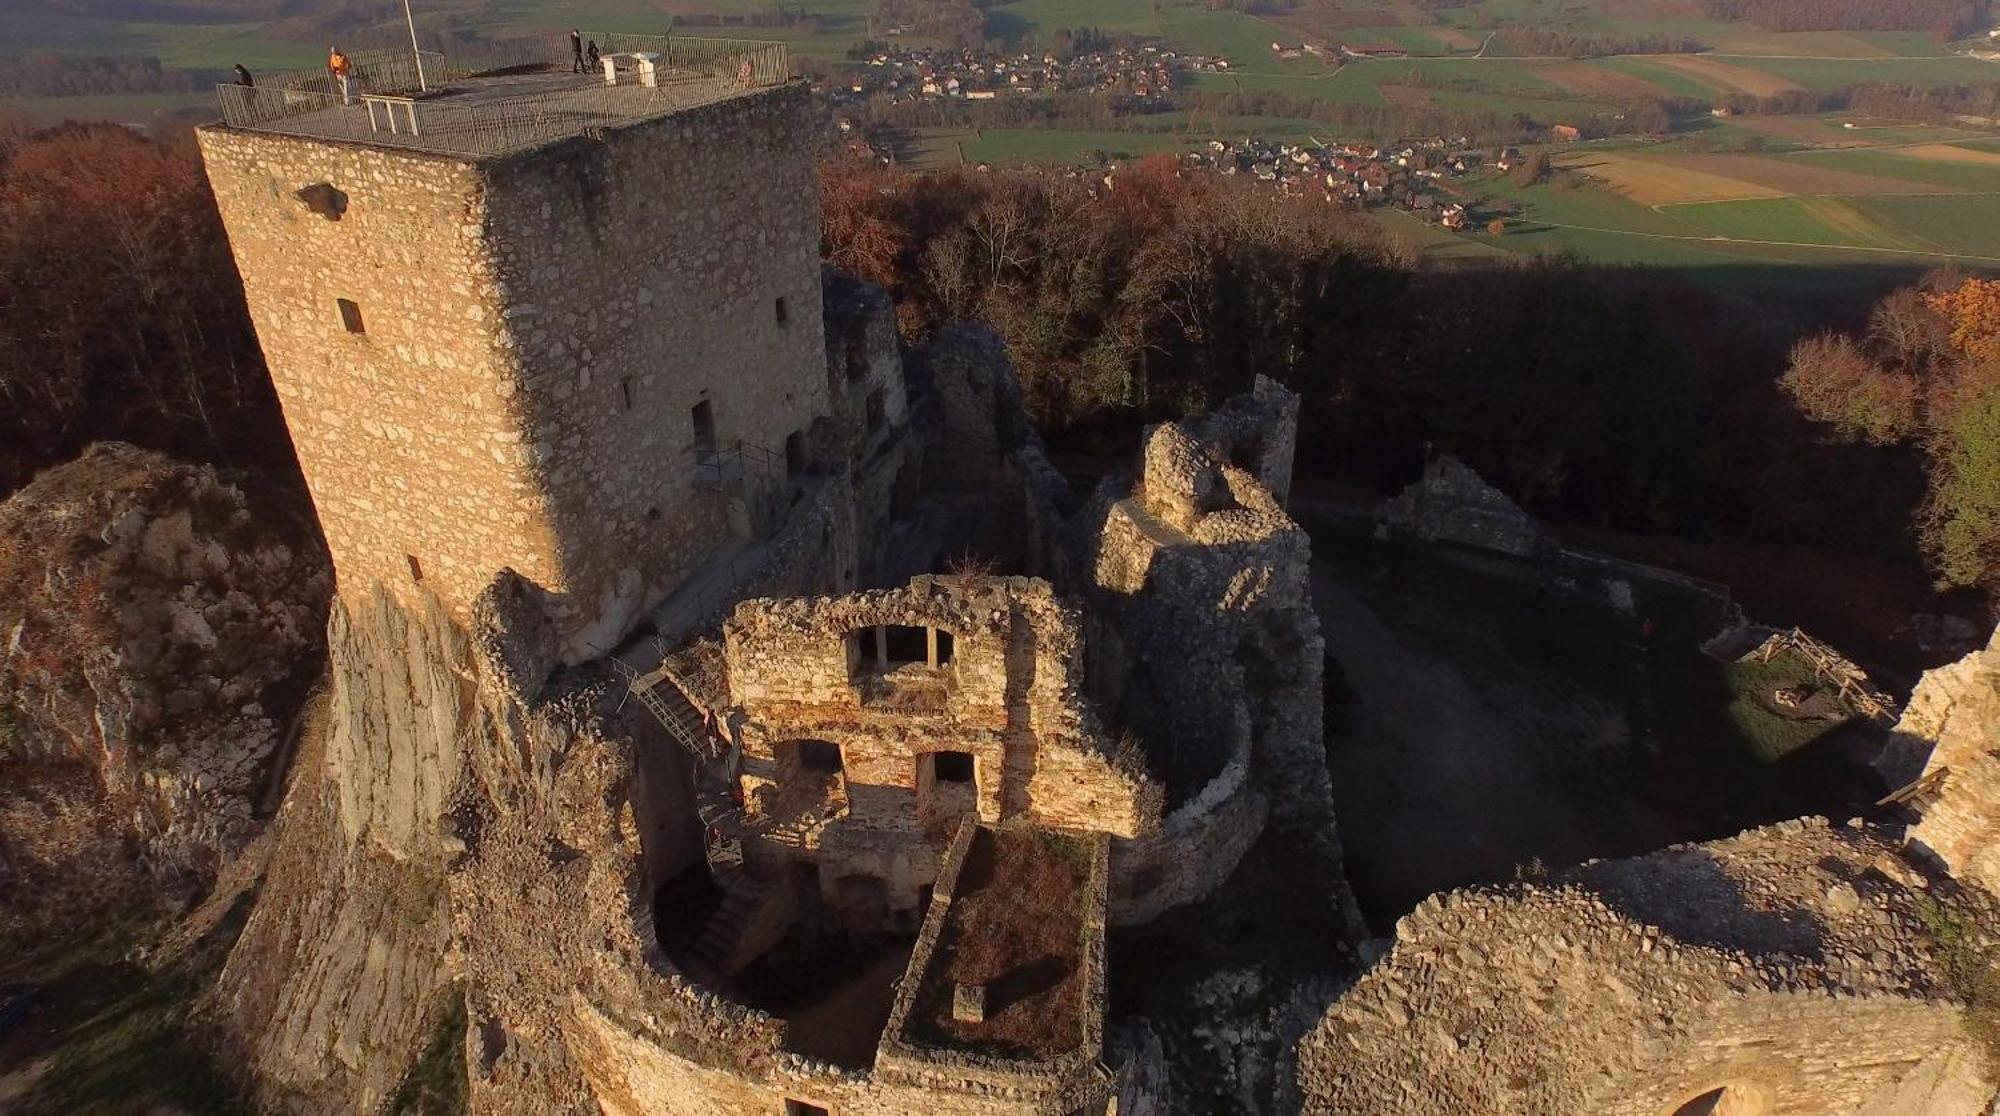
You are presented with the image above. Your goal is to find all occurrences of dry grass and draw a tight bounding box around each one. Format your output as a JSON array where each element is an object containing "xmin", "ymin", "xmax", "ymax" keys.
[
  {"xmin": 1652, "ymin": 153, "xmax": 1953, "ymax": 196},
  {"xmin": 910, "ymin": 827, "xmax": 1088, "ymax": 1059},
  {"xmin": 1646, "ymin": 55, "xmax": 1804, "ymax": 98},
  {"xmin": 1560, "ymin": 152, "xmax": 1787, "ymax": 205},
  {"xmin": 1893, "ymin": 143, "xmax": 2000, "ymax": 167},
  {"xmin": 1378, "ymin": 84, "xmax": 1436, "ymax": 109}
]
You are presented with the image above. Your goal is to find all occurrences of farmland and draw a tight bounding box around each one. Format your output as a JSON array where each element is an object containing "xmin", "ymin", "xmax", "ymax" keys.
[
  {"xmin": 4, "ymin": 0, "xmax": 1997, "ymax": 280},
  {"xmin": 1406, "ymin": 124, "xmax": 2000, "ymax": 273}
]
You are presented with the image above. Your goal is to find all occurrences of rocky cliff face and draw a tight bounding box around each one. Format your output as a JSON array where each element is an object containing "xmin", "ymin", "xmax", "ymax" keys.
[
  {"xmin": 0, "ymin": 443, "xmax": 328, "ymax": 939},
  {"xmin": 1887, "ymin": 624, "xmax": 2000, "ymax": 890},
  {"xmin": 210, "ymin": 584, "xmax": 639, "ymax": 1115}
]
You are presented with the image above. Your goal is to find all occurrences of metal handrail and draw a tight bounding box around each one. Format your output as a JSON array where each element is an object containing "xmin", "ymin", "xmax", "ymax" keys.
[{"xmin": 214, "ymin": 36, "xmax": 789, "ymax": 157}]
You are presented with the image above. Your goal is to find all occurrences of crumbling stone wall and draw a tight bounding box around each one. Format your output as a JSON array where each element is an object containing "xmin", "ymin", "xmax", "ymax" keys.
[
  {"xmin": 1082, "ymin": 389, "xmax": 1334, "ymax": 848},
  {"xmin": 1380, "ymin": 454, "xmax": 1546, "ymax": 558},
  {"xmin": 1886, "ymin": 624, "xmax": 2000, "ymax": 890},
  {"xmin": 723, "ymin": 576, "xmax": 1161, "ymax": 851},
  {"xmin": 1299, "ymin": 819, "xmax": 1995, "ymax": 1116},
  {"xmin": 1108, "ymin": 697, "xmax": 1271, "ymax": 925},
  {"xmin": 1176, "ymin": 374, "xmax": 1299, "ymax": 507}
]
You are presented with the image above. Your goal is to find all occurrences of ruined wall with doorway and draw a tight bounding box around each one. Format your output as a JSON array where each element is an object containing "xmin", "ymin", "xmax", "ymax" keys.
[
  {"xmin": 1298, "ymin": 819, "xmax": 1997, "ymax": 1116},
  {"xmin": 716, "ymin": 578, "xmax": 1158, "ymax": 922}
]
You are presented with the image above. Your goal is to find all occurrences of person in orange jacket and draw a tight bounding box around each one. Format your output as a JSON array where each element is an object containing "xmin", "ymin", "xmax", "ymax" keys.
[{"xmin": 328, "ymin": 45, "xmax": 353, "ymax": 105}]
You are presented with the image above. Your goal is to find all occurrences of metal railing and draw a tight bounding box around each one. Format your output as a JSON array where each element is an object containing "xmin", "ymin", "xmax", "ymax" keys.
[
  {"xmin": 236, "ymin": 49, "xmax": 445, "ymax": 99},
  {"xmin": 582, "ymin": 34, "xmax": 791, "ymax": 85},
  {"xmin": 215, "ymin": 36, "xmax": 789, "ymax": 158}
]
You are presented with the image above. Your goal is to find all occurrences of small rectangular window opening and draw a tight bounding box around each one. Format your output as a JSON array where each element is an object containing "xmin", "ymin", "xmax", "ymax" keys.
[
  {"xmin": 784, "ymin": 1102, "xmax": 828, "ymax": 1116},
  {"xmin": 406, "ymin": 554, "xmax": 423, "ymax": 582},
  {"xmin": 775, "ymin": 296, "xmax": 789, "ymax": 325},
  {"xmin": 935, "ymin": 630, "xmax": 954, "ymax": 665},
  {"xmin": 337, "ymin": 298, "xmax": 364, "ymax": 334},
  {"xmin": 883, "ymin": 624, "xmax": 927, "ymax": 665},
  {"xmin": 933, "ymin": 751, "xmax": 973, "ymax": 783},
  {"xmin": 855, "ymin": 628, "xmax": 882, "ymax": 667},
  {"xmin": 799, "ymin": 740, "xmax": 843, "ymax": 774}
]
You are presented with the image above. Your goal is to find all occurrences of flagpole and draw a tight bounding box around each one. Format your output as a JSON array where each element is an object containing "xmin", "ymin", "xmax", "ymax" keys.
[{"xmin": 403, "ymin": 0, "xmax": 428, "ymax": 91}]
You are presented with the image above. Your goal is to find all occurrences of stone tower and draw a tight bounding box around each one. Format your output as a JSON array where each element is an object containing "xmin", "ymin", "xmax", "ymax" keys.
[{"xmin": 198, "ymin": 72, "xmax": 826, "ymax": 662}]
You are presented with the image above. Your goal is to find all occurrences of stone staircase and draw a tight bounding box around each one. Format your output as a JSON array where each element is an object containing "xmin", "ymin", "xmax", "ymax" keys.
[{"xmin": 679, "ymin": 864, "xmax": 773, "ymax": 986}]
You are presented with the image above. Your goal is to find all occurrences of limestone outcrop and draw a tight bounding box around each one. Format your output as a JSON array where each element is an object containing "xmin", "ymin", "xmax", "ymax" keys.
[
  {"xmin": 1298, "ymin": 819, "xmax": 1996, "ymax": 1116},
  {"xmin": 0, "ymin": 443, "xmax": 328, "ymax": 938},
  {"xmin": 1886, "ymin": 624, "xmax": 2000, "ymax": 890}
]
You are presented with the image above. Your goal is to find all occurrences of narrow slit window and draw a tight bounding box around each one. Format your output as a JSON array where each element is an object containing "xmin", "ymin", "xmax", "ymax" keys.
[
  {"xmin": 337, "ymin": 298, "xmax": 364, "ymax": 334},
  {"xmin": 785, "ymin": 430, "xmax": 805, "ymax": 480},
  {"xmin": 406, "ymin": 554, "xmax": 423, "ymax": 582},
  {"xmin": 774, "ymin": 296, "xmax": 789, "ymax": 325},
  {"xmin": 690, "ymin": 400, "xmax": 716, "ymax": 457},
  {"xmin": 620, "ymin": 378, "xmax": 633, "ymax": 411}
]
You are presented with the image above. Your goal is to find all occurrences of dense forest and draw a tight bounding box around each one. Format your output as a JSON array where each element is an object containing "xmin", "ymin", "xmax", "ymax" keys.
[{"xmin": 1699, "ymin": 0, "xmax": 1988, "ymax": 34}]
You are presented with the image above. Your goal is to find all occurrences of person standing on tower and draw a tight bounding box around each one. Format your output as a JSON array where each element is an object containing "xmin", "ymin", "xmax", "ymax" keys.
[
  {"xmin": 570, "ymin": 28, "xmax": 585, "ymax": 72},
  {"xmin": 328, "ymin": 45, "xmax": 353, "ymax": 105},
  {"xmin": 586, "ymin": 39, "xmax": 601, "ymax": 70},
  {"xmin": 232, "ymin": 63, "xmax": 254, "ymax": 87}
]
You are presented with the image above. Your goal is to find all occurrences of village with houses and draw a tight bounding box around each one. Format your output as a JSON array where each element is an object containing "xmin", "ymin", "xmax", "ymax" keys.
[{"xmin": 817, "ymin": 42, "xmax": 1227, "ymax": 106}]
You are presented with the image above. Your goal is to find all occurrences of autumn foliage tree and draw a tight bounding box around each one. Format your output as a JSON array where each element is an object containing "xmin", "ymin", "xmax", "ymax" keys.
[
  {"xmin": 1783, "ymin": 274, "xmax": 2000, "ymax": 593},
  {"xmin": 819, "ymin": 153, "xmax": 1395, "ymax": 425},
  {"xmin": 0, "ymin": 119, "xmax": 290, "ymax": 497}
]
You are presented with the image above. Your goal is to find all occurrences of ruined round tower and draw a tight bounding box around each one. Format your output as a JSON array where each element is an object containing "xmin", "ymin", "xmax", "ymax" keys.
[{"xmin": 199, "ymin": 57, "xmax": 828, "ymax": 663}]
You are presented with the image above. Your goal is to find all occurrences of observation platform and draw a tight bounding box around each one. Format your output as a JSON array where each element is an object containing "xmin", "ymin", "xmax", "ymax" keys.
[{"xmin": 212, "ymin": 36, "xmax": 789, "ymax": 160}]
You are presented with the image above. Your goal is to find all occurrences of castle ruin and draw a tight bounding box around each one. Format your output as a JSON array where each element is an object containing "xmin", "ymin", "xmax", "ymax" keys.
[{"xmin": 193, "ymin": 37, "xmax": 2000, "ymax": 1116}]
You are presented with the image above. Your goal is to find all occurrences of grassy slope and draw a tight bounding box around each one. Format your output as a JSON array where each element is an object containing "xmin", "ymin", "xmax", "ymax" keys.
[{"xmin": 0, "ymin": 897, "xmax": 255, "ymax": 1116}]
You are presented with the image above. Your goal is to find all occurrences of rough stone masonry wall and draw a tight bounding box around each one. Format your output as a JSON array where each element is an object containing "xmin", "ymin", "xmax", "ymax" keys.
[
  {"xmin": 723, "ymin": 577, "xmax": 1159, "ymax": 840},
  {"xmin": 1108, "ymin": 697, "xmax": 1270, "ymax": 925},
  {"xmin": 198, "ymin": 128, "xmax": 562, "ymax": 631},
  {"xmin": 1298, "ymin": 819, "xmax": 1994, "ymax": 1116},
  {"xmin": 481, "ymin": 83, "xmax": 831, "ymax": 662},
  {"xmin": 1889, "ymin": 624, "xmax": 2000, "ymax": 890}
]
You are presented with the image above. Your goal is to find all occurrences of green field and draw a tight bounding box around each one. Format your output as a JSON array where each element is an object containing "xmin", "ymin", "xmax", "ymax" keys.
[{"xmin": 1425, "ymin": 122, "xmax": 2000, "ymax": 272}]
